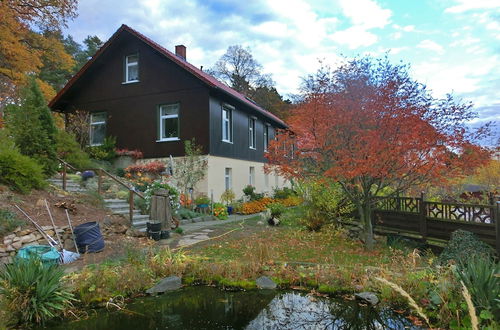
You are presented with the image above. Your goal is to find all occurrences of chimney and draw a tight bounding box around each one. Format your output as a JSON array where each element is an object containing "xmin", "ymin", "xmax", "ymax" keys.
[{"xmin": 175, "ymin": 45, "xmax": 186, "ymax": 60}]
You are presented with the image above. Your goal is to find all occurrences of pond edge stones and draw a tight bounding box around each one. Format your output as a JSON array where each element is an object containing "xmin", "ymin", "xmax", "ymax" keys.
[
  {"xmin": 354, "ymin": 292, "xmax": 379, "ymax": 305},
  {"xmin": 146, "ymin": 276, "xmax": 182, "ymax": 294},
  {"xmin": 256, "ymin": 276, "xmax": 277, "ymax": 289}
]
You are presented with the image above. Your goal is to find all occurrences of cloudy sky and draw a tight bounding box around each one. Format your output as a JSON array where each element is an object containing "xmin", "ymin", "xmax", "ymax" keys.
[{"xmin": 65, "ymin": 0, "xmax": 499, "ymax": 144}]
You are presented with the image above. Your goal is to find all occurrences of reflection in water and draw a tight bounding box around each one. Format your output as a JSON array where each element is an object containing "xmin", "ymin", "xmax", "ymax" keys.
[{"xmin": 45, "ymin": 287, "xmax": 420, "ymax": 330}]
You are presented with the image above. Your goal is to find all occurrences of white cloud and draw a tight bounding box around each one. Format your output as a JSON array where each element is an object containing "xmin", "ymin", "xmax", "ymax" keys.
[
  {"xmin": 338, "ymin": 0, "xmax": 392, "ymax": 29},
  {"xmin": 445, "ymin": 0, "xmax": 500, "ymax": 13},
  {"xmin": 417, "ymin": 40, "xmax": 445, "ymax": 54},
  {"xmin": 331, "ymin": 26, "xmax": 378, "ymax": 49}
]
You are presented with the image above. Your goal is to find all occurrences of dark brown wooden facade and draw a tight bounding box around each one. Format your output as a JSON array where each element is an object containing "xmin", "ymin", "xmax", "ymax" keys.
[{"xmin": 50, "ymin": 25, "xmax": 286, "ymax": 162}]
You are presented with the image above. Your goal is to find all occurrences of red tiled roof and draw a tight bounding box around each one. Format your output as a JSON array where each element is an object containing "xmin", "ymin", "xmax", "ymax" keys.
[{"xmin": 49, "ymin": 24, "xmax": 287, "ymax": 127}]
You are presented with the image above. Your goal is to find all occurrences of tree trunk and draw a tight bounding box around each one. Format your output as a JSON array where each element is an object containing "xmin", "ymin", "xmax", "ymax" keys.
[{"xmin": 357, "ymin": 201, "xmax": 375, "ymax": 250}]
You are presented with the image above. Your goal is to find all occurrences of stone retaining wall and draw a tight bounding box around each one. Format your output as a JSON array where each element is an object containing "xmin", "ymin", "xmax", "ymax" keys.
[{"xmin": 0, "ymin": 226, "xmax": 75, "ymax": 264}]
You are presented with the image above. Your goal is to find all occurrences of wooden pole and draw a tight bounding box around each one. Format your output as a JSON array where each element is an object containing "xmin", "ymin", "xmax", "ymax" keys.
[
  {"xmin": 491, "ymin": 196, "xmax": 499, "ymax": 256},
  {"xmin": 97, "ymin": 169, "xmax": 102, "ymax": 195},
  {"xmin": 129, "ymin": 190, "xmax": 134, "ymax": 224},
  {"xmin": 419, "ymin": 192, "xmax": 427, "ymax": 243},
  {"xmin": 62, "ymin": 162, "xmax": 67, "ymax": 191}
]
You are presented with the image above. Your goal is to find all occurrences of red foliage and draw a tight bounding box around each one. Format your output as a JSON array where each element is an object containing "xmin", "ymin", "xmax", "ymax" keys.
[
  {"xmin": 125, "ymin": 161, "xmax": 166, "ymax": 175},
  {"xmin": 115, "ymin": 148, "xmax": 144, "ymax": 159},
  {"xmin": 266, "ymin": 57, "xmax": 491, "ymax": 248}
]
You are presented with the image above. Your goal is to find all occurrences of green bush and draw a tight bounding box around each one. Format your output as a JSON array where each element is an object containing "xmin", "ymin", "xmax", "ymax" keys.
[
  {"xmin": 0, "ymin": 146, "xmax": 46, "ymax": 193},
  {"xmin": 174, "ymin": 227, "xmax": 184, "ymax": 234},
  {"xmin": 134, "ymin": 196, "xmax": 148, "ymax": 214},
  {"xmin": 456, "ymin": 256, "xmax": 500, "ymax": 323},
  {"xmin": 298, "ymin": 180, "xmax": 353, "ymax": 231},
  {"xmin": 55, "ymin": 129, "xmax": 91, "ymax": 169},
  {"xmin": 267, "ymin": 202, "xmax": 286, "ymax": 218},
  {"xmin": 273, "ymin": 187, "xmax": 297, "ymax": 199},
  {"xmin": 115, "ymin": 167, "xmax": 126, "ymax": 177},
  {"xmin": 177, "ymin": 208, "xmax": 202, "ymax": 219},
  {"xmin": 4, "ymin": 78, "xmax": 58, "ymax": 175},
  {"xmin": 0, "ymin": 258, "xmax": 74, "ymax": 326},
  {"xmin": 86, "ymin": 136, "xmax": 117, "ymax": 161},
  {"xmin": 438, "ymin": 230, "xmax": 493, "ymax": 265},
  {"xmin": 0, "ymin": 209, "xmax": 25, "ymax": 237},
  {"xmin": 194, "ymin": 194, "xmax": 211, "ymax": 205}
]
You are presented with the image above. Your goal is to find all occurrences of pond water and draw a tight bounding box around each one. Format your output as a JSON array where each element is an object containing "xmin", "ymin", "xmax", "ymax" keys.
[{"xmin": 47, "ymin": 287, "xmax": 421, "ymax": 329}]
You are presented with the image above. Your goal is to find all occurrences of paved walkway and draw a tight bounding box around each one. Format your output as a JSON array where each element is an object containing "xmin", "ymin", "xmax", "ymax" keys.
[{"xmin": 174, "ymin": 213, "xmax": 263, "ymax": 248}]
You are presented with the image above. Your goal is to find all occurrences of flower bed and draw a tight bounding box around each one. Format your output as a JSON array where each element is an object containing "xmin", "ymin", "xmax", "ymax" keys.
[{"xmin": 240, "ymin": 196, "xmax": 302, "ymax": 215}]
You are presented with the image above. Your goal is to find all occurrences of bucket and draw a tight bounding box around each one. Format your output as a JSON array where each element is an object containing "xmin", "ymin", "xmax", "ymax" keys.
[
  {"xmin": 149, "ymin": 231, "xmax": 161, "ymax": 241},
  {"xmin": 74, "ymin": 221, "xmax": 105, "ymax": 253},
  {"xmin": 160, "ymin": 230, "xmax": 170, "ymax": 239},
  {"xmin": 17, "ymin": 245, "xmax": 60, "ymax": 265},
  {"xmin": 147, "ymin": 222, "xmax": 162, "ymax": 240}
]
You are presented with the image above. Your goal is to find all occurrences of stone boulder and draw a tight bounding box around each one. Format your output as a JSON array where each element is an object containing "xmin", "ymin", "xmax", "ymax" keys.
[
  {"xmin": 355, "ymin": 292, "xmax": 379, "ymax": 305},
  {"xmin": 256, "ymin": 276, "xmax": 277, "ymax": 289},
  {"xmin": 146, "ymin": 276, "xmax": 182, "ymax": 294}
]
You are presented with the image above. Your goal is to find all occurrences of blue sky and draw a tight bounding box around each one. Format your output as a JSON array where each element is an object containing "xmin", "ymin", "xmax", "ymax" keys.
[{"xmin": 65, "ymin": 0, "xmax": 499, "ymax": 144}]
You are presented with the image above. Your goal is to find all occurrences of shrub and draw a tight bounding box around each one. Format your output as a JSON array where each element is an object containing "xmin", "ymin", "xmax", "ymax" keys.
[
  {"xmin": 86, "ymin": 136, "xmax": 117, "ymax": 161},
  {"xmin": 298, "ymin": 180, "xmax": 353, "ymax": 231},
  {"xmin": 177, "ymin": 208, "xmax": 202, "ymax": 219},
  {"xmin": 125, "ymin": 161, "xmax": 166, "ymax": 176},
  {"xmin": 213, "ymin": 202, "xmax": 228, "ymax": 219},
  {"xmin": 241, "ymin": 197, "xmax": 275, "ymax": 214},
  {"xmin": 0, "ymin": 146, "xmax": 46, "ymax": 193},
  {"xmin": 174, "ymin": 227, "xmax": 184, "ymax": 234},
  {"xmin": 143, "ymin": 181, "xmax": 180, "ymax": 212},
  {"xmin": 456, "ymin": 256, "xmax": 500, "ymax": 323},
  {"xmin": 438, "ymin": 230, "xmax": 493, "ymax": 265},
  {"xmin": 279, "ymin": 196, "xmax": 302, "ymax": 207},
  {"xmin": 195, "ymin": 194, "xmax": 211, "ymax": 205},
  {"xmin": 134, "ymin": 195, "xmax": 148, "ymax": 214},
  {"xmin": 0, "ymin": 258, "xmax": 74, "ymax": 326},
  {"xmin": 55, "ymin": 129, "xmax": 91, "ymax": 169},
  {"xmin": 116, "ymin": 190, "xmax": 129, "ymax": 200},
  {"xmin": 220, "ymin": 189, "xmax": 235, "ymax": 205},
  {"xmin": 4, "ymin": 78, "xmax": 58, "ymax": 175},
  {"xmin": 115, "ymin": 148, "xmax": 143, "ymax": 159},
  {"xmin": 243, "ymin": 185, "xmax": 256, "ymax": 199},
  {"xmin": 273, "ymin": 187, "xmax": 297, "ymax": 199},
  {"xmin": 0, "ymin": 209, "xmax": 25, "ymax": 237},
  {"xmin": 267, "ymin": 203, "xmax": 286, "ymax": 218},
  {"xmin": 115, "ymin": 167, "xmax": 126, "ymax": 177}
]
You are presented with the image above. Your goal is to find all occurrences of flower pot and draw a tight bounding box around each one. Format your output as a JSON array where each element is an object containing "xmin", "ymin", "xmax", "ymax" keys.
[{"xmin": 227, "ymin": 206, "xmax": 233, "ymax": 215}]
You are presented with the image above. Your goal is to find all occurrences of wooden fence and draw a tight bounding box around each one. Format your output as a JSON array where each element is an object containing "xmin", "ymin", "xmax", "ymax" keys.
[{"xmin": 372, "ymin": 195, "xmax": 499, "ymax": 254}]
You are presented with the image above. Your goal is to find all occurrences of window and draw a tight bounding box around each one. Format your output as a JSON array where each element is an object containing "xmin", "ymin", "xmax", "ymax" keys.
[
  {"xmin": 263, "ymin": 124, "xmax": 269, "ymax": 151},
  {"xmin": 158, "ymin": 103, "xmax": 179, "ymax": 141},
  {"xmin": 89, "ymin": 112, "xmax": 106, "ymax": 146},
  {"xmin": 222, "ymin": 106, "xmax": 232, "ymax": 142},
  {"xmin": 249, "ymin": 167, "xmax": 255, "ymax": 186},
  {"xmin": 249, "ymin": 117, "xmax": 256, "ymax": 149},
  {"xmin": 224, "ymin": 168, "xmax": 232, "ymax": 190},
  {"xmin": 124, "ymin": 54, "xmax": 139, "ymax": 83}
]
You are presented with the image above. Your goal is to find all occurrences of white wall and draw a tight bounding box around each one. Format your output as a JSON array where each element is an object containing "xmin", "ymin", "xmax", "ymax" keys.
[{"xmin": 140, "ymin": 155, "xmax": 290, "ymax": 202}]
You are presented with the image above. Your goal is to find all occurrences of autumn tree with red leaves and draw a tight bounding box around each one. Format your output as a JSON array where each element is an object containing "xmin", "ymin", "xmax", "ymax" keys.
[{"xmin": 267, "ymin": 56, "xmax": 490, "ymax": 249}]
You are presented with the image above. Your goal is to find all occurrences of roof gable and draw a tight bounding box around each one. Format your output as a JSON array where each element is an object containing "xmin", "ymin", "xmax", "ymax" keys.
[{"xmin": 49, "ymin": 24, "xmax": 287, "ymax": 128}]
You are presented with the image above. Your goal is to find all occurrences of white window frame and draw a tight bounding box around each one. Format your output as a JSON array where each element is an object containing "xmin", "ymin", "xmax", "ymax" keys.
[
  {"xmin": 249, "ymin": 117, "xmax": 256, "ymax": 149},
  {"xmin": 123, "ymin": 54, "xmax": 139, "ymax": 83},
  {"xmin": 224, "ymin": 168, "xmax": 232, "ymax": 190},
  {"xmin": 222, "ymin": 105, "xmax": 233, "ymax": 143},
  {"xmin": 89, "ymin": 112, "xmax": 106, "ymax": 146},
  {"xmin": 158, "ymin": 103, "xmax": 180, "ymax": 142},
  {"xmin": 263, "ymin": 124, "xmax": 269, "ymax": 151},
  {"xmin": 249, "ymin": 167, "xmax": 255, "ymax": 186}
]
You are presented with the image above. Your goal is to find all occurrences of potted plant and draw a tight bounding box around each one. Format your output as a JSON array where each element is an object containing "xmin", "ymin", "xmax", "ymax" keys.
[
  {"xmin": 194, "ymin": 194, "xmax": 211, "ymax": 213},
  {"xmin": 220, "ymin": 189, "xmax": 235, "ymax": 214}
]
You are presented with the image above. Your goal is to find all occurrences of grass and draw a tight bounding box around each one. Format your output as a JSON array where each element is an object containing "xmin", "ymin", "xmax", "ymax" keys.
[{"xmin": 23, "ymin": 206, "xmax": 497, "ymax": 329}]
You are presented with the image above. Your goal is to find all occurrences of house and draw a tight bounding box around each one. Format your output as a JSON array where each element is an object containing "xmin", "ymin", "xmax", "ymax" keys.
[{"xmin": 49, "ymin": 24, "xmax": 289, "ymax": 200}]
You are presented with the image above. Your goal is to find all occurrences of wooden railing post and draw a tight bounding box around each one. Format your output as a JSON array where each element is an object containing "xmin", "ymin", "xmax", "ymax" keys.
[
  {"xmin": 492, "ymin": 197, "xmax": 499, "ymax": 256},
  {"xmin": 97, "ymin": 169, "xmax": 102, "ymax": 195},
  {"xmin": 419, "ymin": 192, "xmax": 427, "ymax": 243},
  {"xmin": 129, "ymin": 189, "xmax": 134, "ymax": 224},
  {"xmin": 62, "ymin": 162, "xmax": 67, "ymax": 191}
]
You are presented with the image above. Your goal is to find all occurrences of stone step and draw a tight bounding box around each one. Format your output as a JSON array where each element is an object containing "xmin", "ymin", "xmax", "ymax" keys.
[
  {"xmin": 106, "ymin": 203, "xmax": 131, "ymax": 209},
  {"xmin": 112, "ymin": 209, "xmax": 141, "ymax": 215},
  {"xmin": 104, "ymin": 199, "xmax": 128, "ymax": 203}
]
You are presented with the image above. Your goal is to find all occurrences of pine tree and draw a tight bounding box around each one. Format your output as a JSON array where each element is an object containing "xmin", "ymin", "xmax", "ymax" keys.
[{"xmin": 5, "ymin": 78, "xmax": 58, "ymax": 175}]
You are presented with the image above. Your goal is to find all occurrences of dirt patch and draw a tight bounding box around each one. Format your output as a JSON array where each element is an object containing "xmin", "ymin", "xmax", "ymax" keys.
[{"xmin": 0, "ymin": 185, "xmax": 124, "ymax": 233}]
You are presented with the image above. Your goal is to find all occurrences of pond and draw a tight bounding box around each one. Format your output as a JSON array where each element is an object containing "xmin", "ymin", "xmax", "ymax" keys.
[{"xmin": 47, "ymin": 287, "xmax": 420, "ymax": 329}]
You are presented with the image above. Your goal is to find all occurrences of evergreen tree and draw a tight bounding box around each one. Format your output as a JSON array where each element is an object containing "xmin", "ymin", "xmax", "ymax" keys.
[{"xmin": 5, "ymin": 77, "xmax": 58, "ymax": 175}]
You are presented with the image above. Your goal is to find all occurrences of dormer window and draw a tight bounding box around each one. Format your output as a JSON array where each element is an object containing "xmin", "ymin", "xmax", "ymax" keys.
[{"xmin": 124, "ymin": 54, "xmax": 139, "ymax": 83}]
